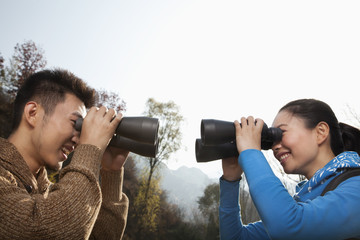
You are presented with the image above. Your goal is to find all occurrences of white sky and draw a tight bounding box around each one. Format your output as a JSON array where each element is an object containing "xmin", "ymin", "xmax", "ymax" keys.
[{"xmin": 1, "ymin": 0, "xmax": 359, "ymax": 178}]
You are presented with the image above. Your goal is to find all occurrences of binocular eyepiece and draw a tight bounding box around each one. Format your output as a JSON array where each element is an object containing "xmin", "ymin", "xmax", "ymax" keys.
[
  {"xmin": 75, "ymin": 117, "xmax": 159, "ymax": 158},
  {"xmin": 195, "ymin": 119, "xmax": 283, "ymax": 162}
]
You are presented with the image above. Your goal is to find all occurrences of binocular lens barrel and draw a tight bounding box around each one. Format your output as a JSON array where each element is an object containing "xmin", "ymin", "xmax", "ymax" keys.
[
  {"xmin": 75, "ymin": 116, "xmax": 159, "ymax": 157},
  {"xmin": 196, "ymin": 119, "xmax": 283, "ymax": 162},
  {"xmin": 116, "ymin": 117, "xmax": 159, "ymax": 145},
  {"xmin": 110, "ymin": 135, "xmax": 158, "ymax": 158},
  {"xmin": 201, "ymin": 119, "xmax": 235, "ymax": 145},
  {"xmin": 195, "ymin": 139, "xmax": 238, "ymax": 163}
]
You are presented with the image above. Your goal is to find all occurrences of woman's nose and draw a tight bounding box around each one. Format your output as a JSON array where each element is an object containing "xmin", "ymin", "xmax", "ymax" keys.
[{"xmin": 272, "ymin": 141, "xmax": 282, "ymax": 152}]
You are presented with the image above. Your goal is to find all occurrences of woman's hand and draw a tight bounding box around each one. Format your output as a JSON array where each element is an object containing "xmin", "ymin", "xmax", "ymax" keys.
[
  {"xmin": 222, "ymin": 156, "xmax": 243, "ymax": 181},
  {"xmin": 234, "ymin": 116, "xmax": 263, "ymax": 153}
]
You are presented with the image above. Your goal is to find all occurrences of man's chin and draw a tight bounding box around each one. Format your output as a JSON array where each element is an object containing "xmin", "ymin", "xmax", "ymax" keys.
[{"xmin": 45, "ymin": 162, "xmax": 62, "ymax": 172}]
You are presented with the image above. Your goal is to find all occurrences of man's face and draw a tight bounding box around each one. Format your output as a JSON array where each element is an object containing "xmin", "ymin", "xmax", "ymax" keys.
[{"xmin": 33, "ymin": 93, "xmax": 86, "ymax": 170}]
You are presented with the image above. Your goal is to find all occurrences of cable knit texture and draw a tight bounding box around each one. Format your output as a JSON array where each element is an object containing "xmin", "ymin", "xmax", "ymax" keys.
[{"xmin": 0, "ymin": 138, "xmax": 128, "ymax": 240}]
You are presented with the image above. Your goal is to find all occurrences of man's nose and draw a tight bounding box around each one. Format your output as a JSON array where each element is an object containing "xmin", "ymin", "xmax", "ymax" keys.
[{"xmin": 72, "ymin": 130, "xmax": 81, "ymax": 145}]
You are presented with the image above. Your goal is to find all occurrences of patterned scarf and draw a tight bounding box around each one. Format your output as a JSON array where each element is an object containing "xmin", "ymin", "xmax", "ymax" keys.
[{"xmin": 294, "ymin": 151, "xmax": 360, "ymax": 200}]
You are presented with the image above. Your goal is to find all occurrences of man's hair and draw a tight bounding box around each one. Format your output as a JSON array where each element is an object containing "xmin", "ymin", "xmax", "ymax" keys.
[{"xmin": 12, "ymin": 68, "xmax": 95, "ymax": 131}]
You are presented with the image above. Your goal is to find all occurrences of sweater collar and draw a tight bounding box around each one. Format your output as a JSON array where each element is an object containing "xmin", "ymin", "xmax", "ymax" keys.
[{"xmin": 0, "ymin": 138, "xmax": 50, "ymax": 194}]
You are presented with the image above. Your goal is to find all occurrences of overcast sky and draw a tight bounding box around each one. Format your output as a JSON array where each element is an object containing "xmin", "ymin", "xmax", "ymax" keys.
[{"xmin": 1, "ymin": 0, "xmax": 359, "ymax": 178}]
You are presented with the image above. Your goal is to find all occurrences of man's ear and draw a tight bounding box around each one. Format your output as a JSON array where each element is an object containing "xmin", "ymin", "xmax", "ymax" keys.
[
  {"xmin": 316, "ymin": 121, "xmax": 330, "ymax": 145},
  {"xmin": 23, "ymin": 101, "xmax": 41, "ymax": 128}
]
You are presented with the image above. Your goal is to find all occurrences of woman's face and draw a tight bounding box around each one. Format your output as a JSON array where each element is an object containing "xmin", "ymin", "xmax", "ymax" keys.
[{"xmin": 271, "ymin": 110, "xmax": 320, "ymax": 178}]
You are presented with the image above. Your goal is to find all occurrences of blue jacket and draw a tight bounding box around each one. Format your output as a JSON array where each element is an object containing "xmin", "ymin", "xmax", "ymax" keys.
[{"xmin": 219, "ymin": 150, "xmax": 360, "ymax": 240}]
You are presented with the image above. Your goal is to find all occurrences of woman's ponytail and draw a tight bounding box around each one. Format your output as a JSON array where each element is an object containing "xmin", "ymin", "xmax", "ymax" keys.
[{"xmin": 339, "ymin": 122, "xmax": 360, "ymax": 155}]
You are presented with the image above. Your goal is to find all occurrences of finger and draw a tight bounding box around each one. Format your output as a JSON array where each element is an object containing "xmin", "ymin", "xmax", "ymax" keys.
[
  {"xmin": 234, "ymin": 120, "xmax": 241, "ymax": 131},
  {"xmin": 105, "ymin": 108, "xmax": 116, "ymax": 121},
  {"xmin": 240, "ymin": 117, "xmax": 248, "ymax": 127},
  {"xmin": 255, "ymin": 118, "xmax": 264, "ymax": 129},
  {"xmin": 97, "ymin": 106, "xmax": 108, "ymax": 116},
  {"xmin": 110, "ymin": 112, "xmax": 122, "ymax": 128},
  {"xmin": 86, "ymin": 106, "xmax": 98, "ymax": 117},
  {"xmin": 114, "ymin": 112, "xmax": 123, "ymax": 122},
  {"xmin": 247, "ymin": 116, "xmax": 255, "ymax": 126}
]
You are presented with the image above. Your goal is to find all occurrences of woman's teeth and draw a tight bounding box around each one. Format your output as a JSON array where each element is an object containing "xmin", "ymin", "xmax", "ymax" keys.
[{"xmin": 280, "ymin": 153, "xmax": 289, "ymax": 161}]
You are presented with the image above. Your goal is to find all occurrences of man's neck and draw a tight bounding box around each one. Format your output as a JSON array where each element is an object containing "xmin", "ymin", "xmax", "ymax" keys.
[{"xmin": 8, "ymin": 130, "xmax": 42, "ymax": 176}]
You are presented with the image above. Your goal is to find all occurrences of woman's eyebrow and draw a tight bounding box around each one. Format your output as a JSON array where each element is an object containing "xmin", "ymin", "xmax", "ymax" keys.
[{"xmin": 275, "ymin": 123, "xmax": 288, "ymax": 128}]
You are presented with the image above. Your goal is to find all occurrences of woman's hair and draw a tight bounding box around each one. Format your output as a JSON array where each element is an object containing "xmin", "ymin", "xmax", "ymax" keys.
[
  {"xmin": 12, "ymin": 68, "xmax": 95, "ymax": 131},
  {"xmin": 279, "ymin": 99, "xmax": 360, "ymax": 155}
]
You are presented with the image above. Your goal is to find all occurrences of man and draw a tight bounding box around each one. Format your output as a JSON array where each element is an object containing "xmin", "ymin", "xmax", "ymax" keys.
[{"xmin": 0, "ymin": 69, "xmax": 129, "ymax": 239}]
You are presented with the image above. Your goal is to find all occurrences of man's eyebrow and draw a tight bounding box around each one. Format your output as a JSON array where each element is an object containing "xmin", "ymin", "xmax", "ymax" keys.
[{"xmin": 71, "ymin": 112, "xmax": 83, "ymax": 119}]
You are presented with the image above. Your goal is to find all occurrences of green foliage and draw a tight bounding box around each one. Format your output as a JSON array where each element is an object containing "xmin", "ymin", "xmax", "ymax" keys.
[
  {"xmin": 132, "ymin": 169, "xmax": 162, "ymax": 234},
  {"xmin": 126, "ymin": 98, "xmax": 185, "ymax": 239},
  {"xmin": 123, "ymin": 158, "xmax": 207, "ymax": 240},
  {"xmin": 144, "ymin": 98, "xmax": 184, "ymax": 163},
  {"xmin": 197, "ymin": 183, "xmax": 220, "ymax": 240},
  {"xmin": 198, "ymin": 183, "xmax": 220, "ymax": 218}
]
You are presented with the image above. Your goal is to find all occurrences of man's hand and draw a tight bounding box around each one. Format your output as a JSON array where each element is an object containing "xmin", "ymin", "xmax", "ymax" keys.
[
  {"xmin": 102, "ymin": 146, "xmax": 129, "ymax": 172},
  {"xmin": 79, "ymin": 106, "xmax": 122, "ymax": 151}
]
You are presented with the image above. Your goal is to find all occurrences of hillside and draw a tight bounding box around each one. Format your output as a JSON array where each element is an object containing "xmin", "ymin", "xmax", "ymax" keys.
[{"xmin": 134, "ymin": 159, "xmax": 217, "ymax": 220}]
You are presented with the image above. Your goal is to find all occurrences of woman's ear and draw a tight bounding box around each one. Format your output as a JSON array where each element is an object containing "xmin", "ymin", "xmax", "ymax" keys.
[
  {"xmin": 23, "ymin": 101, "xmax": 40, "ymax": 128},
  {"xmin": 316, "ymin": 121, "xmax": 330, "ymax": 145}
]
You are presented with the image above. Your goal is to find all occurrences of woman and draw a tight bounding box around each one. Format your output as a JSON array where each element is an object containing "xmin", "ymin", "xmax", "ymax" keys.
[{"xmin": 219, "ymin": 99, "xmax": 360, "ymax": 240}]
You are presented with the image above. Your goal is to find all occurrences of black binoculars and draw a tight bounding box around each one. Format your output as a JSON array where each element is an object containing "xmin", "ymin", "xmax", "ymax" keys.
[
  {"xmin": 195, "ymin": 119, "xmax": 283, "ymax": 162},
  {"xmin": 75, "ymin": 117, "xmax": 159, "ymax": 158}
]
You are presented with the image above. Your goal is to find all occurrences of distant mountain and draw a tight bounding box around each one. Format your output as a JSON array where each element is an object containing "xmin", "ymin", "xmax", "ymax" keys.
[
  {"xmin": 161, "ymin": 165, "xmax": 217, "ymax": 218},
  {"xmin": 134, "ymin": 159, "xmax": 217, "ymax": 220}
]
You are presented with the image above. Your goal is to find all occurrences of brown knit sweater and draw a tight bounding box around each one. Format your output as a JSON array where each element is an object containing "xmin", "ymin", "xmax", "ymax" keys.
[{"xmin": 0, "ymin": 138, "xmax": 129, "ymax": 240}]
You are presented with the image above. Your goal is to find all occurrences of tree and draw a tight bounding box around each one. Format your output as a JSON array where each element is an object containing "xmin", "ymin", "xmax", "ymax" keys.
[
  {"xmin": 0, "ymin": 53, "xmax": 11, "ymax": 137},
  {"xmin": 124, "ymin": 162, "xmax": 203, "ymax": 240},
  {"xmin": 10, "ymin": 40, "xmax": 47, "ymax": 95},
  {"xmin": 197, "ymin": 183, "xmax": 220, "ymax": 240},
  {"xmin": 131, "ymin": 98, "xmax": 184, "ymax": 236},
  {"xmin": 0, "ymin": 53, "xmax": 4, "ymax": 81},
  {"xmin": 132, "ymin": 170, "xmax": 162, "ymax": 238},
  {"xmin": 0, "ymin": 89, "xmax": 13, "ymax": 138},
  {"xmin": 156, "ymin": 190, "xmax": 203, "ymax": 240},
  {"xmin": 142, "ymin": 98, "xmax": 184, "ymax": 198},
  {"xmin": 95, "ymin": 88, "xmax": 126, "ymax": 112},
  {"xmin": 0, "ymin": 41, "xmax": 47, "ymax": 138}
]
